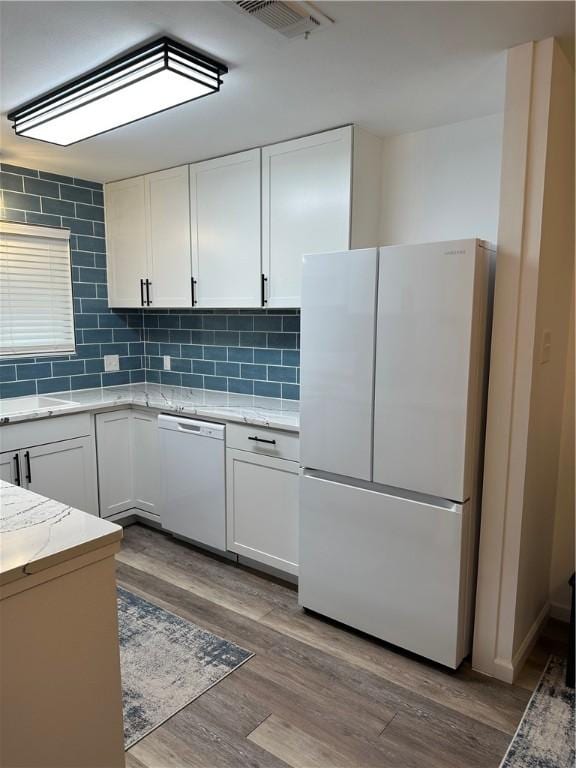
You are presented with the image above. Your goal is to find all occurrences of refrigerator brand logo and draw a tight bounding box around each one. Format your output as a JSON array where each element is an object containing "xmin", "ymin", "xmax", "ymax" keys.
[{"xmin": 445, "ymin": 250, "xmax": 466, "ymax": 255}]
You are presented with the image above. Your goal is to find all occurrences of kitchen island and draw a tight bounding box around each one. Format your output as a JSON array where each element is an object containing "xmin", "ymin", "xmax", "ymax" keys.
[{"xmin": 0, "ymin": 481, "xmax": 125, "ymax": 768}]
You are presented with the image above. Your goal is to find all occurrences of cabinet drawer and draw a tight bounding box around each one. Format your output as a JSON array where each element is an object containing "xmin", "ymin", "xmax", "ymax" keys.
[
  {"xmin": 226, "ymin": 423, "xmax": 299, "ymax": 461},
  {"xmin": 0, "ymin": 413, "xmax": 92, "ymax": 453}
]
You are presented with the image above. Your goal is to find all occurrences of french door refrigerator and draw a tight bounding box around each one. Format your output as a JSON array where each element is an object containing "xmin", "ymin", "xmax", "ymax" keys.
[{"xmin": 299, "ymin": 239, "xmax": 493, "ymax": 668}]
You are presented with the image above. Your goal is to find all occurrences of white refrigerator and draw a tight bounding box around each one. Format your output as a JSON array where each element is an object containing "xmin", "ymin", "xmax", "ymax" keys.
[{"xmin": 298, "ymin": 239, "xmax": 493, "ymax": 668}]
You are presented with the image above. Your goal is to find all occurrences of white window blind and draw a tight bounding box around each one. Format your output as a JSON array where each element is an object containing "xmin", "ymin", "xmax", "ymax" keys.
[{"xmin": 0, "ymin": 222, "xmax": 75, "ymax": 357}]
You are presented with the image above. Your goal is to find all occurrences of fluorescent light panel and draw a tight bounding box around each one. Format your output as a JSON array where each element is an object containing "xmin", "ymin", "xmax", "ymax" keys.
[{"xmin": 8, "ymin": 37, "xmax": 228, "ymax": 146}]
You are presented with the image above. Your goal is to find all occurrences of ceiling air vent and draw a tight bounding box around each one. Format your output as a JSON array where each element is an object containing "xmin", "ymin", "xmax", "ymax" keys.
[{"xmin": 230, "ymin": 1, "xmax": 334, "ymax": 38}]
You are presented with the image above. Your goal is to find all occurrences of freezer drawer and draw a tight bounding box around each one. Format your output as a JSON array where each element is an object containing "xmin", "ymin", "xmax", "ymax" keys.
[{"xmin": 299, "ymin": 472, "xmax": 472, "ymax": 668}]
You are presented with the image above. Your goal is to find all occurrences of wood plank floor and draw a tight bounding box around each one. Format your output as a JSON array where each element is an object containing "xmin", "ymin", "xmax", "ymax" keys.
[{"xmin": 117, "ymin": 523, "xmax": 566, "ymax": 768}]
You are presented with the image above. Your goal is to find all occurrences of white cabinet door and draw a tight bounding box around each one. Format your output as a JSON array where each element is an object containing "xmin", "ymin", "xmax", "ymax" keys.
[
  {"xmin": 26, "ymin": 437, "xmax": 98, "ymax": 516},
  {"xmin": 0, "ymin": 450, "xmax": 18, "ymax": 484},
  {"xmin": 105, "ymin": 176, "xmax": 147, "ymax": 308},
  {"xmin": 226, "ymin": 449, "xmax": 299, "ymax": 575},
  {"xmin": 132, "ymin": 410, "xmax": 160, "ymax": 517},
  {"xmin": 300, "ymin": 248, "xmax": 378, "ymax": 481},
  {"xmin": 95, "ymin": 410, "xmax": 134, "ymax": 517},
  {"xmin": 146, "ymin": 166, "xmax": 192, "ymax": 308},
  {"xmin": 262, "ymin": 127, "xmax": 353, "ymax": 308},
  {"xmin": 190, "ymin": 149, "xmax": 262, "ymax": 308}
]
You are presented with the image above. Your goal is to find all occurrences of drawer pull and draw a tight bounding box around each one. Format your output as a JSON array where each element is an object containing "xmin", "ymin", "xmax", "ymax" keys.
[
  {"xmin": 248, "ymin": 436, "xmax": 276, "ymax": 445},
  {"xmin": 24, "ymin": 450, "xmax": 32, "ymax": 483},
  {"xmin": 13, "ymin": 453, "xmax": 21, "ymax": 486}
]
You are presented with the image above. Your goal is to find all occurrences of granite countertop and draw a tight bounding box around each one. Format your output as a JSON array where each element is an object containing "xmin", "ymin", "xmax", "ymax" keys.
[
  {"xmin": 0, "ymin": 480, "xmax": 122, "ymax": 586},
  {"xmin": 0, "ymin": 382, "xmax": 300, "ymax": 432}
]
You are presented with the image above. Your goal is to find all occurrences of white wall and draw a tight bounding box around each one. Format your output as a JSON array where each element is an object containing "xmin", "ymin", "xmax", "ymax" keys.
[
  {"xmin": 473, "ymin": 38, "xmax": 574, "ymax": 683},
  {"xmin": 549, "ymin": 293, "xmax": 574, "ymax": 620},
  {"xmin": 380, "ymin": 113, "xmax": 503, "ymax": 246},
  {"xmin": 513, "ymin": 36, "xmax": 575, "ymax": 647}
]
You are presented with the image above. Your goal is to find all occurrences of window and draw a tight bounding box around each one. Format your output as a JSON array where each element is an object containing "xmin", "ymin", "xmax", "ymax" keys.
[{"xmin": 0, "ymin": 222, "xmax": 75, "ymax": 357}]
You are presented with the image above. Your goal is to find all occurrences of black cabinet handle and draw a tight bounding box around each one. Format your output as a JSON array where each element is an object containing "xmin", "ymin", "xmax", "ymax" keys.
[
  {"xmin": 140, "ymin": 279, "xmax": 145, "ymax": 306},
  {"xmin": 261, "ymin": 274, "xmax": 268, "ymax": 307},
  {"xmin": 13, "ymin": 453, "xmax": 21, "ymax": 486},
  {"xmin": 248, "ymin": 436, "xmax": 276, "ymax": 445},
  {"xmin": 191, "ymin": 278, "xmax": 197, "ymax": 306},
  {"xmin": 145, "ymin": 279, "xmax": 152, "ymax": 306},
  {"xmin": 24, "ymin": 450, "xmax": 32, "ymax": 483}
]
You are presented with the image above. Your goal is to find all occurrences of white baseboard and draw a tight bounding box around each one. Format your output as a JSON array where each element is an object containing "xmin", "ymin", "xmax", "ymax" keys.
[
  {"xmin": 511, "ymin": 602, "xmax": 550, "ymax": 680},
  {"xmin": 488, "ymin": 602, "xmax": 550, "ymax": 684},
  {"xmin": 550, "ymin": 602, "xmax": 571, "ymax": 623},
  {"xmin": 106, "ymin": 508, "xmax": 162, "ymax": 526}
]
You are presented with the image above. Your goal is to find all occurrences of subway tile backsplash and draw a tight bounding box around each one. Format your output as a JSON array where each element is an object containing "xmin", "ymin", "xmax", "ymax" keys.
[
  {"xmin": 142, "ymin": 310, "xmax": 300, "ymax": 399},
  {"xmin": 0, "ymin": 163, "xmax": 144, "ymax": 399},
  {"xmin": 0, "ymin": 164, "xmax": 300, "ymax": 400}
]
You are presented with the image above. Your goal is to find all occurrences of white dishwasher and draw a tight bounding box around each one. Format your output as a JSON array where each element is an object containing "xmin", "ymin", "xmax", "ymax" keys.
[{"xmin": 158, "ymin": 414, "xmax": 226, "ymax": 551}]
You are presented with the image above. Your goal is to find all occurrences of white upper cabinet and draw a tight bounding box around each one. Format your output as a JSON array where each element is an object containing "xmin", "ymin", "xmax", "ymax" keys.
[
  {"xmin": 105, "ymin": 126, "xmax": 382, "ymax": 309},
  {"xmin": 190, "ymin": 149, "xmax": 262, "ymax": 308},
  {"xmin": 106, "ymin": 166, "xmax": 192, "ymax": 309},
  {"xmin": 105, "ymin": 176, "xmax": 147, "ymax": 308},
  {"xmin": 262, "ymin": 126, "xmax": 382, "ymax": 308},
  {"xmin": 262, "ymin": 127, "xmax": 353, "ymax": 308},
  {"xmin": 146, "ymin": 166, "xmax": 192, "ymax": 308}
]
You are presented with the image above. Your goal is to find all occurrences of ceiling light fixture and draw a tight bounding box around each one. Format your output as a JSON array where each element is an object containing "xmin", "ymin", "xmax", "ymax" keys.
[{"xmin": 7, "ymin": 37, "xmax": 228, "ymax": 146}]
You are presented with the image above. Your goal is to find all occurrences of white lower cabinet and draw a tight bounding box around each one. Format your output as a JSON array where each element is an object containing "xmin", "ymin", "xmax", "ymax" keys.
[
  {"xmin": 25, "ymin": 438, "xmax": 98, "ymax": 516},
  {"xmin": 95, "ymin": 409, "xmax": 160, "ymax": 519},
  {"xmin": 1, "ymin": 407, "xmax": 300, "ymax": 579},
  {"xmin": 131, "ymin": 410, "xmax": 160, "ymax": 516},
  {"xmin": 0, "ymin": 451, "xmax": 18, "ymax": 484},
  {"xmin": 0, "ymin": 415, "xmax": 98, "ymax": 516},
  {"xmin": 96, "ymin": 410, "xmax": 134, "ymax": 517},
  {"xmin": 226, "ymin": 448, "xmax": 299, "ymax": 576}
]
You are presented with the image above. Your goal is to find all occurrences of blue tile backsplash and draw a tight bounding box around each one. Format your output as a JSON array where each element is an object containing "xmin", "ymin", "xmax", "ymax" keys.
[
  {"xmin": 0, "ymin": 163, "xmax": 144, "ymax": 399},
  {"xmin": 0, "ymin": 164, "xmax": 300, "ymax": 400},
  {"xmin": 142, "ymin": 309, "xmax": 300, "ymax": 399}
]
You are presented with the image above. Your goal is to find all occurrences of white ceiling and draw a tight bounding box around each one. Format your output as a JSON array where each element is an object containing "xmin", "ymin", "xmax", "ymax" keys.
[{"xmin": 1, "ymin": 1, "xmax": 573, "ymax": 182}]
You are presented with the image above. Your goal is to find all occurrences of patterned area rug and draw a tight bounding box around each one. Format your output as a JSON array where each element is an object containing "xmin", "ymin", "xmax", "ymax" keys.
[
  {"xmin": 118, "ymin": 587, "xmax": 253, "ymax": 748},
  {"xmin": 501, "ymin": 656, "xmax": 575, "ymax": 768}
]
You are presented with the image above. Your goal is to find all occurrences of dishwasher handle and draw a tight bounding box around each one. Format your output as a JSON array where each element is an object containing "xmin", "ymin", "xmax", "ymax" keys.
[
  {"xmin": 158, "ymin": 414, "xmax": 225, "ymax": 439},
  {"xmin": 178, "ymin": 421, "xmax": 203, "ymax": 431}
]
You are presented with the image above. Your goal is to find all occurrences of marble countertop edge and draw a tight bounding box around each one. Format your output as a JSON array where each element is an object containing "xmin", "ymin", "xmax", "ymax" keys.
[
  {"xmin": 0, "ymin": 480, "xmax": 123, "ymax": 585},
  {"xmin": 0, "ymin": 383, "xmax": 300, "ymax": 432}
]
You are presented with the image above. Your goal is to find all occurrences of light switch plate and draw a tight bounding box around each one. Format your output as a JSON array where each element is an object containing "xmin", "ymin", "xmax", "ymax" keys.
[
  {"xmin": 163, "ymin": 355, "xmax": 171, "ymax": 371},
  {"xmin": 104, "ymin": 354, "xmax": 119, "ymax": 372}
]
